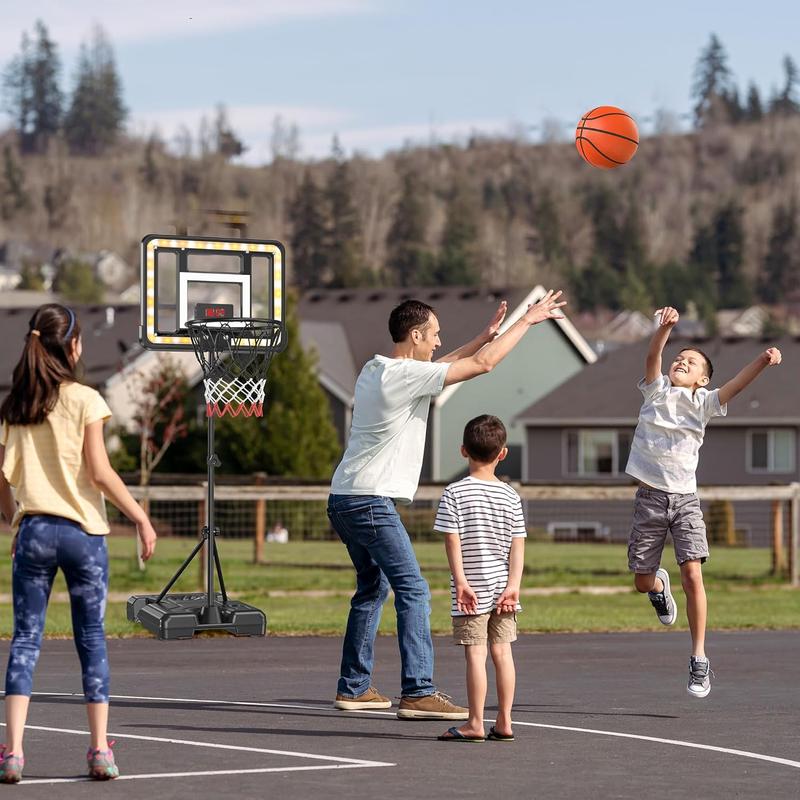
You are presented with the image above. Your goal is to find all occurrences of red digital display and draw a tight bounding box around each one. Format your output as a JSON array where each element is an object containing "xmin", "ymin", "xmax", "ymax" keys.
[{"xmin": 194, "ymin": 303, "xmax": 234, "ymax": 321}]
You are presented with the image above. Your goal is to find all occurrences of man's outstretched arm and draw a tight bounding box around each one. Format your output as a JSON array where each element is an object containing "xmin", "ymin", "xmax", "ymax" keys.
[
  {"xmin": 717, "ymin": 347, "xmax": 782, "ymax": 406},
  {"xmin": 443, "ymin": 290, "xmax": 566, "ymax": 386},
  {"xmin": 436, "ymin": 300, "xmax": 507, "ymax": 364}
]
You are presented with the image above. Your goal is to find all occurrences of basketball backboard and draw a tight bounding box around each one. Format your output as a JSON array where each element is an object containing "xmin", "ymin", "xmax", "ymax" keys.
[{"xmin": 139, "ymin": 233, "xmax": 286, "ymax": 351}]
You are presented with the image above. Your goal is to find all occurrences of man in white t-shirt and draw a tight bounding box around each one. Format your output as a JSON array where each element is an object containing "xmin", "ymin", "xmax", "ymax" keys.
[
  {"xmin": 328, "ymin": 290, "xmax": 566, "ymax": 719},
  {"xmin": 625, "ymin": 305, "xmax": 782, "ymax": 700}
]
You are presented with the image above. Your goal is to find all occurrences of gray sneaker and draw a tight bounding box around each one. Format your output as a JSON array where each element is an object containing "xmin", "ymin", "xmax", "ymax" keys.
[
  {"xmin": 687, "ymin": 656, "xmax": 712, "ymax": 698},
  {"xmin": 397, "ymin": 691, "xmax": 468, "ymax": 720},
  {"xmin": 648, "ymin": 568, "xmax": 677, "ymax": 625}
]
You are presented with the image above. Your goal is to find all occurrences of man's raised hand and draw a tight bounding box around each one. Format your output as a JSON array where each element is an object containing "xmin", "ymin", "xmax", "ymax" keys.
[
  {"xmin": 481, "ymin": 300, "xmax": 508, "ymax": 343},
  {"xmin": 524, "ymin": 290, "xmax": 566, "ymax": 325}
]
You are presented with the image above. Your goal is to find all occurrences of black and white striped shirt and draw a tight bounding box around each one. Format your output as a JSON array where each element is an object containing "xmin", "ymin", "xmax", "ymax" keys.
[{"xmin": 434, "ymin": 476, "xmax": 527, "ymax": 616}]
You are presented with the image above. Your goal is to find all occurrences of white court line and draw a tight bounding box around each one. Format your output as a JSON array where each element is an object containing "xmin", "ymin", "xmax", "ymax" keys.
[
  {"xmin": 20, "ymin": 765, "xmax": 382, "ymax": 785},
  {"xmin": 1, "ymin": 709, "xmax": 394, "ymax": 785},
  {"xmin": 35, "ymin": 691, "xmax": 799, "ymax": 773}
]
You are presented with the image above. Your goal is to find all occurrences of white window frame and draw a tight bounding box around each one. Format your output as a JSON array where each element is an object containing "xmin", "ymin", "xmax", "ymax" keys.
[
  {"xmin": 745, "ymin": 429, "xmax": 796, "ymax": 474},
  {"xmin": 562, "ymin": 429, "xmax": 631, "ymax": 477}
]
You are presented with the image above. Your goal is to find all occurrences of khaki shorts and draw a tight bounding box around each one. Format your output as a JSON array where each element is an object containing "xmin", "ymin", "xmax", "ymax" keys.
[
  {"xmin": 452, "ymin": 611, "xmax": 517, "ymax": 645},
  {"xmin": 628, "ymin": 486, "xmax": 709, "ymax": 573}
]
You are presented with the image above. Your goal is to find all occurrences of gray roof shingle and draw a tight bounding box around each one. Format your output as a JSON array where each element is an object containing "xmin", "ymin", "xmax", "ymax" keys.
[{"xmin": 516, "ymin": 335, "xmax": 800, "ymax": 425}]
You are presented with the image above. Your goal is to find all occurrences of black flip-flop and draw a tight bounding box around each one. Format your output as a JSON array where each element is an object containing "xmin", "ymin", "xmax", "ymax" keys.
[
  {"xmin": 487, "ymin": 726, "xmax": 515, "ymax": 742},
  {"xmin": 437, "ymin": 726, "xmax": 485, "ymax": 743}
]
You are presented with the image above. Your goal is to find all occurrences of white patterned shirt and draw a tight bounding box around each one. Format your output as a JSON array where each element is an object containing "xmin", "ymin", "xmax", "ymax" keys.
[
  {"xmin": 625, "ymin": 374, "xmax": 727, "ymax": 494},
  {"xmin": 434, "ymin": 477, "xmax": 527, "ymax": 616}
]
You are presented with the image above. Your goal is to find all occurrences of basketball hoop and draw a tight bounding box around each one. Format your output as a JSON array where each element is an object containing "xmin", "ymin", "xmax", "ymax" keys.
[{"xmin": 187, "ymin": 317, "xmax": 284, "ymax": 418}]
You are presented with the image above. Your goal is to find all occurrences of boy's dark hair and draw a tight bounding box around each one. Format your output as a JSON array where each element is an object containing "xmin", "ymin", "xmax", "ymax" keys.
[
  {"xmin": 678, "ymin": 347, "xmax": 714, "ymax": 379},
  {"xmin": 0, "ymin": 304, "xmax": 82, "ymax": 426},
  {"xmin": 388, "ymin": 300, "xmax": 435, "ymax": 343},
  {"xmin": 463, "ymin": 414, "xmax": 507, "ymax": 463}
]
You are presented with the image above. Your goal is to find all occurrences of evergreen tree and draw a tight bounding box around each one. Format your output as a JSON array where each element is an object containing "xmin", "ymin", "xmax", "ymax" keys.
[
  {"xmin": 216, "ymin": 292, "xmax": 340, "ymax": 477},
  {"xmin": 386, "ymin": 167, "xmax": 430, "ymax": 286},
  {"xmin": 571, "ymin": 256, "xmax": 621, "ymax": 311},
  {"xmin": 289, "ymin": 170, "xmax": 328, "ymax": 288},
  {"xmin": 758, "ymin": 199, "xmax": 799, "ymax": 303},
  {"xmin": 139, "ymin": 134, "xmax": 162, "ymax": 188},
  {"xmin": 212, "ymin": 104, "xmax": 245, "ymax": 160},
  {"xmin": 435, "ymin": 180, "xmax": 480, "ymax": 285},
  {"xmin": 530, "ymin": 188, "xmax": 564, "ymax": 263},
  {"xmin": 692, "ymin": 34, "xmax": 735, "ymax": 127},
  {"xmin": 722, "ymin": 85, "xmax": 744, "ymax": 123},
  {"xmin": 64, "ymin": 26, "xmax": 126, "ymax": 155},
  {"xmin": 53, "ymin": 257, "xmax": 104, "ymax": 303},
  {"xmin": 325, "ymin": 137, "xmax": 365, "ymax": 287},
  {"xmin": 770, "ymin": 55, "xmax": 800, "ymax": 116},
  {"xmin": 1, "ymin": 22, "xmax": 62, "ymax": 154},
  {"xmin": 745, "ymin": 82, "xmax": 764, "ymax": 121},
  {"xmin": 0, "ymin": 145, "xmax": 31, "ymax": 220},
  {"xmin": 714, "ymin": 201, "xmax": 751, "ymax": 307},
  {"xmin": 689, "ymin": 202, "xmax": 752, "ymax": 309},
  {"xmin": 17, "ymin": 260, "xmax": 45, "ymax": 291},
  {"xmin": 43, "ymin": 176, "xmax": 73, "ymax": 229}
]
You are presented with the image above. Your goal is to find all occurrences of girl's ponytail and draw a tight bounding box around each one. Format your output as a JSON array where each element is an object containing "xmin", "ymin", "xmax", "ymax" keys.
[{"xmin": 0, "ymin": 304, "xmax": 82, "ymax": 426}]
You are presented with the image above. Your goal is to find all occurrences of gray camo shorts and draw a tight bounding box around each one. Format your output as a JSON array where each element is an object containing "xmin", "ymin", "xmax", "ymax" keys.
[{"xmin": 628, "ymin": 486, "xmax": 709, "ymax": 574}]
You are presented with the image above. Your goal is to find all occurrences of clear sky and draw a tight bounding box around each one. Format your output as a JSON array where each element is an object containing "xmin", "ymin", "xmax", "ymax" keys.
[{"xmin": 2, "ymin": 1, "xmax": 799, "ymax": 163}]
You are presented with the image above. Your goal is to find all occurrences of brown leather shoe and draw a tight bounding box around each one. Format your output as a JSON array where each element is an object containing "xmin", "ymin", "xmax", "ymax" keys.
[
  {"xmin": 396, "ymin": 691, "xmax": 469, "ymax": 720},
  {"xmin": 333, "ymin": 686, "xmax": 392, "ymax": 710}
]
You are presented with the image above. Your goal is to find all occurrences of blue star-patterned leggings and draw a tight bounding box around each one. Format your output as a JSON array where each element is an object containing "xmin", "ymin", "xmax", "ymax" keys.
[{"xmin": 5, "ymin": 515, "xmax": 109, "ymax": 703}]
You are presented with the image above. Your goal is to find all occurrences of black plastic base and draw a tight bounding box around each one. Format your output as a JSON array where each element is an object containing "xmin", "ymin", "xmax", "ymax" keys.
[{"xmin": 127, "ymin": 593, "xmax": 266, "ymax": 640}]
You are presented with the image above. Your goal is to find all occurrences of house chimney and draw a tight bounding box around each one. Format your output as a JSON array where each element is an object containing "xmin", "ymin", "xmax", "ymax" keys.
[{"xmin": 105, "ymin": 307, "xmax": 115, "ymax": 326}]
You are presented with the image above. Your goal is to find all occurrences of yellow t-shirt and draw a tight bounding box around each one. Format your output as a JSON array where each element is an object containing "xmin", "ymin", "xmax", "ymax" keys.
[{"xmin": 1, "ymin": 382, "xmax": 112, "ymax": 535}]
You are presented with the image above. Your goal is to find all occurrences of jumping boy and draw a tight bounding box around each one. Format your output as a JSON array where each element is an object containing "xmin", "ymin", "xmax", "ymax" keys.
[
  {"xmin": 626, "ymin": 306, "xmax": 782, "ymax": 698},
  {"xmin": 434, "ymin": 415, "xmax": 526, "ymax": 742}
]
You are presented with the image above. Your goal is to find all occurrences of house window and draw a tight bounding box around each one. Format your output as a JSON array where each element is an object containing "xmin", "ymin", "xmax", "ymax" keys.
[
  {"xmin": 564, "ymin": 430, "xmax": 632, "ymax": 476},
  {"xmin": 747, "ymin": 429, "xmax": 796, "ymax": 473}
]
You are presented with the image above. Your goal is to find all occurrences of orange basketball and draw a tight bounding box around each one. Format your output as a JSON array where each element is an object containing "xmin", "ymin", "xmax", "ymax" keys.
[{"xmin": 575, "ymin": 106, "xmax": 639, "ymax": 169}]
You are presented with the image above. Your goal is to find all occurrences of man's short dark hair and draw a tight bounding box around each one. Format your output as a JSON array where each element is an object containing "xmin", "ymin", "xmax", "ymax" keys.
[
  {"xmin": 463, "ymin": 414, "xmax": 507, "ymax": 463},
  {"xmin": 388, "ymin": 300, "xmax": 435, "ymax": 343},
  {"xmin": 679, "ymin": 347, "xmax": 714, "ymax": 379}
]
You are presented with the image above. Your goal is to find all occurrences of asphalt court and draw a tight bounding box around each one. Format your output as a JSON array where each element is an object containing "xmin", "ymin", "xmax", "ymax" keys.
[{"xmin": 1, "ymin": 630, "xmax": 798, "ymax": 799}]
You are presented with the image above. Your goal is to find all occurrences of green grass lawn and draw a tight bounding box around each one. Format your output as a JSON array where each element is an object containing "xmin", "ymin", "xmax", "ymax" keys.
[{"xmin": 0, "ymin": 535, "xmax": 796, "ymax": 637}]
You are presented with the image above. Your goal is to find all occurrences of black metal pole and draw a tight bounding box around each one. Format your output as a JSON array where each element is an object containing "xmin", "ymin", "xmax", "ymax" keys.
[{"xmin": 203, "ymin": 413, "xmax": 222, "ymax": 623}]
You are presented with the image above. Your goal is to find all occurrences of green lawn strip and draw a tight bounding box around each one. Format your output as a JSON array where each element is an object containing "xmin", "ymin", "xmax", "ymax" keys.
[
  {"xmin": 2, "ymin": 587, "xmax": 796, "ymax": 639},
  {"xmin": 0, "ymin": 534, "xmax": 792, "ymax": 637}
]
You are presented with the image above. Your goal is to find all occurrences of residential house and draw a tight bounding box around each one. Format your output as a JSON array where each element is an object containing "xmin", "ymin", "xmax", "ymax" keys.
[
  {"xmin": 0, "ymin": 305, "xmax": 142, "ymax": 396},
  {"xmin": 299, "ymin": 286, "xmax": 596, "ymax": 480},
  {"xmin": 515, "ymin": 335, "xmax": 800, "ymax": 545}
]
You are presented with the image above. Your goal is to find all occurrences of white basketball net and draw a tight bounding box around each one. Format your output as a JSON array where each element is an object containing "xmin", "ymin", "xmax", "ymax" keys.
[{"xmin": 203, "ymin": 377, "xmax": 267, "ymax": 417}]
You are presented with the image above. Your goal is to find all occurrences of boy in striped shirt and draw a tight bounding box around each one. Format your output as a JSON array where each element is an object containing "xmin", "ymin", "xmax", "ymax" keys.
[{"xmin": 434, "ymin": 415, "xmax": 526, "ymax": 743}]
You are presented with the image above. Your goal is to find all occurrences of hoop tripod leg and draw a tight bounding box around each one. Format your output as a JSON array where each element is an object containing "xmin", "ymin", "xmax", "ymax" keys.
[
  {"xmin": 213, "ymin": 538, "xmax": 228, "ymax": 604},
  {"xmin": 155, "ymin": 533, "xmax": 207, "ymax": 604}
]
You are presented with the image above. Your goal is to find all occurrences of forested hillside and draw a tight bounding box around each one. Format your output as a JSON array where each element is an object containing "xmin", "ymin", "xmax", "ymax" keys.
[{"xmin": 2, "ymin": 26, "xmax": 799, "ymax": 320}]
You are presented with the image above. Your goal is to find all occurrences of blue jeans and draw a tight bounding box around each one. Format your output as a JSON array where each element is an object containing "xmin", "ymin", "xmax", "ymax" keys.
[
  {"xmin": 6, "ymin": 515, "xmax": 110, "ymax": 703},
  {"xmin": 327, "ymin": 494, "xmax": 435, "ymax": 698}
]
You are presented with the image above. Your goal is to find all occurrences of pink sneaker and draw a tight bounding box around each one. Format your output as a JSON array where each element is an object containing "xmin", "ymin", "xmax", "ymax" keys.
[
  {"xmin": 87, "ymin": 741, "xmax": 119, "ymax": 780},
  {"xmin": 0, "ymin": 745, "xmax": 24, "ymax": 783}
]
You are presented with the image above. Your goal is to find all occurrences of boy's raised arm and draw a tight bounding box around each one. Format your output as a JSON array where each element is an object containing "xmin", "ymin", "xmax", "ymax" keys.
[
  {"xmin": 717, "ymin": 347, "xmax": 782, "ymax": 406},
  {"xmin": 645, "ymin": 307, "xmax": 679, "ymax": 384}
]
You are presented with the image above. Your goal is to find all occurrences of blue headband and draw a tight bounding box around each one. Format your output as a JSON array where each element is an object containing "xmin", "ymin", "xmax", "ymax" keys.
[{"xmin": 64, "ymin": 307, "xmax": 75, "ymax": 341}]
